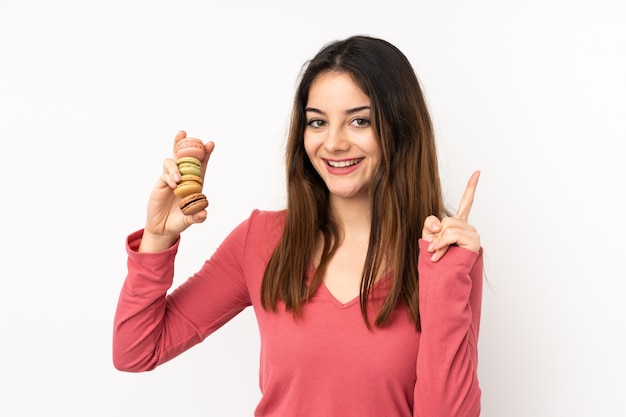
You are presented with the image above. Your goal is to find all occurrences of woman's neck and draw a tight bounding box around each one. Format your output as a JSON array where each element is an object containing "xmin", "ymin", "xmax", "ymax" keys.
[{"xmin": 329, "ymin": 194, "xmax": 372, "ymax": 241}]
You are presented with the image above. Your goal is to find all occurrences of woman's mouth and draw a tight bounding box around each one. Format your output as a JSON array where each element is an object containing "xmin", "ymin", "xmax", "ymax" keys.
[{"xmin": 326, "ymin": 158, "xmax": 363, "ymax": 168}]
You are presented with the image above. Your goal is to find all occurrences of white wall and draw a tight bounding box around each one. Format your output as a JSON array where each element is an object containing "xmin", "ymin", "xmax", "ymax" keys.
[{"xmin": 1, "ymin": 1, "xmax": 624, "ymax": 416}]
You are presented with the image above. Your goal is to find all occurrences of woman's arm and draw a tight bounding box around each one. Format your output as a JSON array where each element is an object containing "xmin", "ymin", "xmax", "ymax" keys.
[
  {"xmin": 414, "ymin": 171, "xmax": 483, "ymax": 416},
  {"xmin": 413, "ymin": 241, "xmax": 483, "ymax": 417},
  {"xmin": 112, "ymin": 214, "xmax": 254, "ymax": 372}
]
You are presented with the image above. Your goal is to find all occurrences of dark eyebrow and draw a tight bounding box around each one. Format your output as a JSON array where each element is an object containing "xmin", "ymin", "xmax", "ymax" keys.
[
  {"xmin": 346, "ymin": 106, "xmax": 371, "ymax": 115},
  {"xmin": 305, "ymin": 105, "xmax": 371, "ymax": 115},
  {"xmin": 304, "ymin": 107, "xmax": 324, "ymax": 115}
]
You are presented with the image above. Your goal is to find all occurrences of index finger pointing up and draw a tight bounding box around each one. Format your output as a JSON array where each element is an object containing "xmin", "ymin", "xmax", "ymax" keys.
[{"xmin": 455, "ymin": 170, "xmax": 481, "ymax": 221}]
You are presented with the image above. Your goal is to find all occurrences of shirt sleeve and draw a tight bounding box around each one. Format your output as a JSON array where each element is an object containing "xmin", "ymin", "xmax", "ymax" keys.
[
  {"xmin": 413, "ymin": 239, "xmax": 483, "ymax": 417},
  {"xmin": 112, "ymin": 214, "xmax": 255, "ymax": 372}
]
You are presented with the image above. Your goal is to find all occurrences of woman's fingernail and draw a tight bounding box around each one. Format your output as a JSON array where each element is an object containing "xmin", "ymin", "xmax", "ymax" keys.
[{"xmin": 428, "ymin": 242, "xmax": 435, "ymax": 252}]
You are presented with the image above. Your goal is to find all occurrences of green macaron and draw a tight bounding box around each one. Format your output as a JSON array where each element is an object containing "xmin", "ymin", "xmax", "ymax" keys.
[{"xmin": 177, "ymin": 157, "xmax": 203, "ymax": 177}]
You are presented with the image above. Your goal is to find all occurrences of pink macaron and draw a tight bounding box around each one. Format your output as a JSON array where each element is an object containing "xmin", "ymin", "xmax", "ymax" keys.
[{"xmin": 175, "ymin": 138, "xmax": 206, "ymax": 160}]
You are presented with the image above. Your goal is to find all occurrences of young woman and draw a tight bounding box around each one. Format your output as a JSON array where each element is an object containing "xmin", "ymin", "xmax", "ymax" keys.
[{"xmin": 113, "ymin": 35, "xmax": 483, "ymax": 417}]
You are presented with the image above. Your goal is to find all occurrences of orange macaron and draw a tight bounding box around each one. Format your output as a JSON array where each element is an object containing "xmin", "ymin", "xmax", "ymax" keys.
[{"xmin": 174, "ymin": 174, "xmax": 203, "ymax": 198}]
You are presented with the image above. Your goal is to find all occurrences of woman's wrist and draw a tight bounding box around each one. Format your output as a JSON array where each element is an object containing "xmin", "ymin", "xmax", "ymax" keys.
[{"xmin": 138, "ymin": 230, "xmax": 179, "ymax": 253}]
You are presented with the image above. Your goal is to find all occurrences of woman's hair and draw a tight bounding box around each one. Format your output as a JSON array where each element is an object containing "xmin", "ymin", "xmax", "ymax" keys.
[{"xmin": 261, "ymin": 35, "xmax": 445, "ymax": 330}]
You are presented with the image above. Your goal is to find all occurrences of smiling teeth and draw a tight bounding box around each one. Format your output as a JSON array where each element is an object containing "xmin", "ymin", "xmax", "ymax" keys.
[{"xmin": 327, "ymin": 159, "xmax": 362, "ymax": 168}]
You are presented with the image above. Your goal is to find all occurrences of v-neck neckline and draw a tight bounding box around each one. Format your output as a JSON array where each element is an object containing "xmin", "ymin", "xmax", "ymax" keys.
[
  {"xmin": 319, "ymin": 281, "xmax": 362, "ymax": 309},
  {"xmin": 308, "ymin": 265, "xmax": 393, "ymax": 309}
]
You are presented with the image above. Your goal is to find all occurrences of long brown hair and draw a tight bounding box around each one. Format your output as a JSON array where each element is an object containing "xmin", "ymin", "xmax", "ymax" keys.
[{"xmin": 261, "ymin": 35, "xmax": 445, "ymax": 330}]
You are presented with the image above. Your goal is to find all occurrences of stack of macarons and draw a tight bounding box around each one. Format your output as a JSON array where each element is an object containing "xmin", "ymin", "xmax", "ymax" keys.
[{"xmin": 174, "ymin": 137, "xmax": 209, "ymax": 215}]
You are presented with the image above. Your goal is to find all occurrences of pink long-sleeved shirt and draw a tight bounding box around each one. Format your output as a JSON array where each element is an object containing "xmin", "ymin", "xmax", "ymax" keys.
[{"xmin": 113, "ymin": 209, "xmax": 483, "ymax": 416}]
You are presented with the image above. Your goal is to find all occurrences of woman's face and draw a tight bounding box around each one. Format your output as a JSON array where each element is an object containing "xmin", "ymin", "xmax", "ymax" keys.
[{"xmin": 303, "ymin": 71, "xmax": 381, "ymax": 203}]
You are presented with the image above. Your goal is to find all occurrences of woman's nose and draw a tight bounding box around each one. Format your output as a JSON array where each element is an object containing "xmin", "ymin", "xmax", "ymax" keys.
[{"xmin": 323, "ymin": 126, "xmax": 350, "ymax": 152}]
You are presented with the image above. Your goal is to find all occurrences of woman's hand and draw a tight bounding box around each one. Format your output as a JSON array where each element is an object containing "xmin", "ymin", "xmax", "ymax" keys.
[
  {"xmin": 422, "ymin": 171, "xmax": 481, "ymax": 262},
  {"xmin": 138, "ymin": 130, "xmax": 215, "ymax": 252}
]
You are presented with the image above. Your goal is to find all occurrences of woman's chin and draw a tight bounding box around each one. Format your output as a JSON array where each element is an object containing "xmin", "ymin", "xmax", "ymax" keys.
[{"xmin": 327, "ymin": 187, "xmax": 371, "ymax": 202}]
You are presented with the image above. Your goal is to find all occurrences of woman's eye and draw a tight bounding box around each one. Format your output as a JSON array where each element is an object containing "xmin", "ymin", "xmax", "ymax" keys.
[
  {"xmin": 351, "ymin": 117, "xmax": 371, "ymax": 128},
  {"xmin": 307, "ymin": 119, "xmax": 326, "ymax": 128}
]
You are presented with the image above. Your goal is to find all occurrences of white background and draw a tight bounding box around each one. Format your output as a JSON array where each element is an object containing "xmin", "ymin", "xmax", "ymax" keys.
[{"xmin": 1, "ymin": 0, "xmax": 624, "ymax": 416}]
